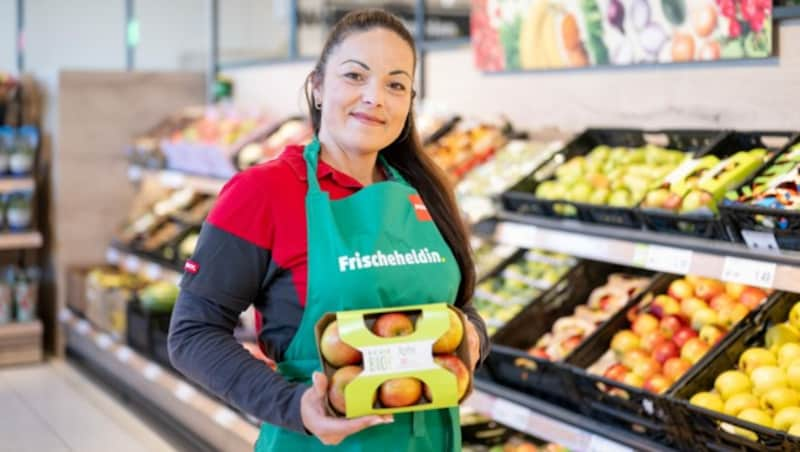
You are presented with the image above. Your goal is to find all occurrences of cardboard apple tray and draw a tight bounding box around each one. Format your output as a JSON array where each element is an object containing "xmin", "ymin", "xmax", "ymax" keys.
[{"xmin": 314, "ymin": 303, "xmax": 473, "ymax": 418}]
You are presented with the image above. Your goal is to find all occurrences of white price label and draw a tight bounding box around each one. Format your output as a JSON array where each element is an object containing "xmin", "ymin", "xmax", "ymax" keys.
[
  {"xmin": 587, "ymin": 435, "xmax": 633, "ymax": 452},
  {"xmin": 124, "ymin": 255, "xmax": 140, "ymax": 272},
  {"xmin": 95, "ymin": 333, "xmax": 113, "ymax": 350},
  {"xmin": 116, "ymin": 346, "xmax": 133, "ymax": 363},
  {"xmin": 644, "ymin": 245, "xmax": 693, "ymax": 275},
  {"xmin": 490, "ymin": 398, "xmax": 531, "ymax": 433},
  {"xmin": 160, "ymin": 171, "xmax": 185, "ymax": 188},
  {"xmin": 496, "ymin": 223, "xmax": 539, "ymax": 249},
  {"xmin": 741, "ymin": 230, "xmax": 780, "ymax": 253},
  {"xmin": 213, "ymin": 408, "xmax": 238, "ymax": 427},
  {"xmin": 361, "ymin": 341, "xmax": 435, "ymax": 376},
  {"xmin": 722, "ymin": 257, "xmax": 776, "ymax": 288},
  {"xmin": 143, "ymin": 363, "xmax": 162, "ymax": 381},
  {"xmin": 174, "ymin": 382, "xmax": 197, "ymax": 402},
  {"xmin": 106, "ymin": 248, "xmax": 120, "ymax": 264},
  {"xmin": 58, "ymin": 308, "xmax": 73, "ymax": 323},
  {"xmin": 75, "ymin": 320, "xmax": 91, "ymax": 335},
  {"xmin": 145, "ymin": 263, "xmax": 162, "ymax": 281}
]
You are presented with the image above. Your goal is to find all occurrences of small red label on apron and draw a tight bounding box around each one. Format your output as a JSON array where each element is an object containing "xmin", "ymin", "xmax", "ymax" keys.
[
  {"xmin": 409, "ymin": 194, "xmax": 432, "ymax": 221},
  {"xmin": 184, "ymin": 260, "xmax": 200, "ymax": 274}
]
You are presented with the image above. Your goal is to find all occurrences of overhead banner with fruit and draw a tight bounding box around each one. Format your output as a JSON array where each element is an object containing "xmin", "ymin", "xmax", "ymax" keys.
[{"xmin": 471, "ymin": 0, "xmax": 773, "ymax": 70}]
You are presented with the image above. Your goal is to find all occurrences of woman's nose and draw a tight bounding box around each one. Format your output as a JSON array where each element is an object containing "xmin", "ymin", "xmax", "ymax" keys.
[{"xmin": 361, "ymin": 81, "xmax": 384, "ymax": 107}]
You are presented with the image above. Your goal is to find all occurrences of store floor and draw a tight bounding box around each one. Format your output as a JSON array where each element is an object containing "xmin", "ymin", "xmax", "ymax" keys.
[{"xmin": 0, "ymin": 359, "xmax": 183, "ymax": 452}]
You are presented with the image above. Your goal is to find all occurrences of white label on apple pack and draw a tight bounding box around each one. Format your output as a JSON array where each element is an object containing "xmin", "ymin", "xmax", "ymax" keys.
[
  {"xmin": 213, "ymin": 408, "xmax": 238, "ymax": 427},
  {"xmin": 75, "ymin": 320, "xmax": 91, "ymax": 335},
  {"xmin": 143, "ymin": 363, "xmax": 162, "ymax": 381},
  {"xmin": 490, "ymin": 398, "xmax": 530, "ymax": 433},
  {"xmin": 95, "ymin": 333, "xmax": 113, "ymax": 350},
  {"xmin": 360, "ymin": 340, "xmax": 436, "ymax": 376},
  {"xmin": 106, "ymin": 247, "xmax": 120, "ymax": 264},
  {"xmin": 722, "ymin": 257, "xmax": 776, "ymax": 288},
  {"xmin": 644, "ymin": 245, "xmax": 693, "ymax": 275},
  {"xmin": 741, "ymin": 230, "xmax": 780, "ymax": 253},
  {"xmin": 174, "ymin": 382, "xmax": 198, "ymax": 402},
  {"xmin": 116, "ymin": 346, "xmax": 133, "ymax": 363}
]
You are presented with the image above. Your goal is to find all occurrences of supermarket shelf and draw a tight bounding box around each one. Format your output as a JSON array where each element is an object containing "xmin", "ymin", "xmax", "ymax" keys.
[
  {"xmin": 465, "ymin": 376, "xmax": 673, "ymax": 452},
  {"xmin": 491, "ymin": 213, "xmax": 800, "ymax": 293},
  {"xmin": 0, "ymin": 231, "xmax": 43, "ymax": 250},
  {"xmin": 106, "ymin": 245, "xmax": 183, "ymax": 284},
  {"xmin": 129, "ymin": 166, "xmax": 227, "ymax": 195},
  {"xmin": 0, "ymin": 177, "xmax": 34, "ymax": 192},
  {"xmin": 60, "ymin": 308, "xmax": 259, "ymax": 452}
]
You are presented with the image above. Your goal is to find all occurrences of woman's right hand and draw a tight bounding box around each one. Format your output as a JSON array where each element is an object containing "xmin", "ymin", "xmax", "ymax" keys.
[{"xmin": 300, "ymin": 371, "xmax": 393, "ymax": 446}]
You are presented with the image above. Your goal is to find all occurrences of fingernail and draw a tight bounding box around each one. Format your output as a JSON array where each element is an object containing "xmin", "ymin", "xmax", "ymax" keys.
[{"xmin": 382, "ymin": 415, "xmax": 394, "ymax": 423}]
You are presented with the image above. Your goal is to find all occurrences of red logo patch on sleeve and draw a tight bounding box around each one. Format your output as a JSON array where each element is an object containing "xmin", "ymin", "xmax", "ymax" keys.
[
  {"xmin": 184, "ymin": 260, "xmax": 200, "ymax": 274},
  {"xmin": 409, "ymin": 194, "xmax": 432, "ymax": 221}
]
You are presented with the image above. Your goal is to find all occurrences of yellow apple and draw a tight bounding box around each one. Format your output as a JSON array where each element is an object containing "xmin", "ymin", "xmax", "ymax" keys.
[
  {"xmin": 774, "ymin": 407, "xmax": 800, "ymax": 431},
  {"xmin": 690, "ymin": 391, "xmax": 724, "ymax": 413},
  {"xmin": 787, "ymin": 361, "xmax": 800, "ymax": 391},
  {"xmin": 779, "ymin": 343, "xmax": 800, "ymax": 369},
  {"xmin": 715, "ymin": 370, "xmax": 752, "ymax": 400},
  {"xmin": 724, "ymin": 393, "xmax": 760, "ymax": 417},
  {"xmin": 751, "ymin": 366, "xmax": 788, "ymax": 397},
  {"xmin": 789, "ymin": 301, "xmax": 800, "ymax": 331},
  {"xmin": 739, "ymin": 347, "xmax": 778, "ymax": 375},
  {"xmin": 760, "ymin": 387, "xmax": 800, "ymax": 413}
]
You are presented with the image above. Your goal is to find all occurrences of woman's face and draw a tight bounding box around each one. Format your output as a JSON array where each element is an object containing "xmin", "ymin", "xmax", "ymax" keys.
[{"xmin": 314, "ymin": 27, "xmax": 415, "ymax": 155}]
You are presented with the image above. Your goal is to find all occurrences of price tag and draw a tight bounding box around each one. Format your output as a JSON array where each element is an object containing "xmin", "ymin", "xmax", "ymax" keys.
[
  {"xmin": 722, "ymin": 257, "xmax": 776, "ymax": 288},
  {"xmin": 75, "ymin": 320, "xmax": 91, "ymax": 335},
  {"xmin": 106, "ymin": 247, "xmax": 120, "ymax": 264},
  {"xmin": 213, "ymin": 408, "xmax": 238, "ymax": 427},
  {"xmin": 174, "ymin": 382, "xmax": 197, "ymax": 402},
  {"xmin": 143, "ymin": 363, "xmax": 162, "ymax": 381},
  {"xmin": 95, "ymin": 333, "xmax": 113, "ymax": 350},
  {"xmin": 644, "ymin": 245, "xmax": 693, "ymax": 275},
  {"xmin": 557, "ymin": 234, "xmax": 610, "ymax": 261},
  {"xmin": 58, "ymin": 308, "xmax": 73, "ymax": 323},
  {"xmin": 496, "ymin": 223, "xmax": 539, "ymax": 249},
  {"xmin": 361, "ymin": 341, "xmax": 435, "ymax": 375},
  {"xmin": 145, "ymin": 263, "xmax": 162, "ymax": 281},
  {"xmin": 490, "ymin": 398, "xmax": 531, "ymax": 433},
  {"xmin": 587, "ymin": 435, "xmax": 633, "ymax": 452},
  {"xmin": 160, "ymin": 171, "xmax": 185, "ymax": 188},
  {"xmin": 741, "ymin": 230, "xmax": 780, "ymax": 253},
  {"xmin": 124, "ymin": 255, "xmax": 140, "ymax": 272},
  {"xmin": 116, "ymin": 346, "xmax": 133, "ymax": 363}
]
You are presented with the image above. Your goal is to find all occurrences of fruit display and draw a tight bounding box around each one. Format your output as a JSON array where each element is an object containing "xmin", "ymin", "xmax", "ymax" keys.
[
  {"xmin": 235, "ymin": 117, "xmax": 313, "ymax": 171},
  {"xmin": 526, "ymin": 273, "xmax": 651, "ymax": 361},
  {"xmin": 641, "ymin": 147, "xmax": 769, "ymax": 215},
  {"xmin": 589, "ymin": 276, "xmax": 770, "ymax": 394},
  {"xmin": 139, "ymin": 281, "xmax": 180, "ymax": 313},
  {"xmin": 424, "ymin": 122, "xmax": 508, "ymax": 183},
  {"xmin": 684, "ymin": 298, "xmax": 800, "ymax": 441},
  {"xmin": 318, "ymin": 305, "xmax": 471, "ymax": 416},
  {"xmin": 729, "ymin": 142, "xmax": 800, "ymax": 215},
  {"xmin": 534, "ymin": 144, "xmax": 685, "ymax": 210},
  {"xmin": 85, "ymin": 267, "xmax": 149, "ymax": 337},
  {"xmin": 457, "ymin": 140, "xmax": 563, "ymax": 222},
  {"xmin": 474, "ymin": 250, "xmax": 576, "ymax": 335},
  {"xmin": 471, "ymin": 237, "xmax": 518, "ymax": 281}
]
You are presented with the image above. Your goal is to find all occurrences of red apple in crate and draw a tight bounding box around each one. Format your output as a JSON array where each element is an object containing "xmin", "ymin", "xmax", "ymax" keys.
[
  {"xmin": 644, "ymin": 374, "xmax": 673, "ymax": 394},
  {"xmin": 373, "ymin": 312, "xmax": 415, "ymax": 337},
  {"xmin": 641, "ymin": 331, "xmax": 669, "ymax": 351},
  {"xmin": 604, "ymin": 363, "xmax": 629, "ymax": 382},
  {"xmin": 528, "ymin": 346, "xmax": 550, "ymax": 360},
  {"xmin": 740, "ymin": 287, "xmax": 768, "ymax": 310},
  {"xmin": 652, "ymin": 341, "xmax": 680, "ymax": 364},
  {"xmin": 673, "ymin": 326, "xmax": 699, "ymax": 348},
  {"xmin": 632, "ymin": 357, "xmax": 662, "ymax": 379},
  {"xmin": 329, "ymin": 365, "xmax": 363, "ymax": 414},
  {"xmin": 699, "ymin": 324, "xmax": 728, "ymax": 346},
  {"xmin": 424, "ymin": 354, "xmax": 470, "ymax": 401},
  {"xmin": 560, "ymin": 335, "xmax": 584, "ymax": 356},
  {"xmin": 660, "ymin": 314, "xmax": 688, "ymax": 339},
  {"xmin": 622, "ymin": 348, "xmax": 651, "ymax": 369},
  {"xmin": 710, "ymin": 293, "xmax": 736, "ymax": 312},
  {"xmin": 725, "ymin": 282, "xmax": 747, "ymax": 299},
  {"xmin": 432, "ymin": 308, "xmax": 464, "ymax": 354},
  {"xmin": 650, "ymin": 295, "xmax": 681, "ymax": 319},
  {"xmin": 380, "ymin": 377, "xmax": 422, "ymax": 407},
  {"xmin": 668, "ymin": 279, "xmax": 694, "ymax": 300},
  {"xmin": 633, "ymin": 313, "xmax": 660, "ymax": 336},
  {"xmin": 695, "ymin": 278, "xmax": 725, "ymax": 301},
  {"xmin": 681, "ymin": 338, "xmax": 711, "ymax": 365},
  {"xmin": 626, "ymin": 306, "xmax": 641, "ymax": 324},
  {"xmin": 611, "ymin": 330, "xmax": 641, "ymax": 356},
  {"xmin": 663, "ymin": 357, "xmax": 692, "ymax": 381},
  {"xmin": 681, "ymin": 297, "xmax": 709, "ymax": 318},
  {"xmin": 320, "ymin": 321, "xmax": 363, "ymax": 367}
]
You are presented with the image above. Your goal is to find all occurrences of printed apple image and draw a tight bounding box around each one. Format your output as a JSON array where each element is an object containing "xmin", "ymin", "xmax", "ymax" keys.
[
  {"xmin": 372, "ymin": 312, "xmax": 415, "ymax": 337},
  {"xmin": 328, "ymin": 365, "xmax": 363, "ymax": 414},
  {"xmin": 433, "ymin": 308, "xmax": 464, "ymax": 354},
  {"xmin": 424, "ymin": 354, "xmax": 470, "ymax": 402},
  {"xmin": 379, "ymin": 377, "xmax": 423, "ymax": 407},
  {"xmin": 320, "ymin": 321, "xmax": 363, "ymax": 367}
]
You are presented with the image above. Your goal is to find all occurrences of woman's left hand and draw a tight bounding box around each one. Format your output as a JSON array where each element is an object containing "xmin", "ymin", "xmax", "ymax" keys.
[{"xmin": 463, "ymin": 319, "xmax": 481, "ymax": 371}]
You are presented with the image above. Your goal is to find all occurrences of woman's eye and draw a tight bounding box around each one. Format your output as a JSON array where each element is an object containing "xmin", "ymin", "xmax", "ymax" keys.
[
  {"xmin": 389, "ymin": 82, "xmax": 406, "ymax": 91},
  {"xmin": 344, "ymin": 72, "xmax": 363, "ymax": 81}
]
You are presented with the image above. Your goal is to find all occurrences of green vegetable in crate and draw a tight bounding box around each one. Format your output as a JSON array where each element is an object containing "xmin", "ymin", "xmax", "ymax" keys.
[{"xmin": 140, "ymin": 281, "xmax": 179, "ymax": 312}]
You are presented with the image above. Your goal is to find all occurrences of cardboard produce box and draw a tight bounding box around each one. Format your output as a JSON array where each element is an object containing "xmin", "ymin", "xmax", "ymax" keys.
[{"xmin": 315, "ymin": 303, "xmax": 473, "ymax": 418}]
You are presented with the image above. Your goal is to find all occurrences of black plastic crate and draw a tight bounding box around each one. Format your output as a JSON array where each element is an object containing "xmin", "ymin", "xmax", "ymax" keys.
[
  {"xmin": 501, "ymin": 128, "xmax": 727, "ymax": 228},
  {"xmin": 126, "ymin": 298, "xmax": 173, "ymax": 369},
  {"xmin": 720, "ymin": 133, "xmax": 800, "ymax": 251},
  {"xmin": 669, "ymin": 292, "xmax": 800, "ymax": 452},
  {"xmin": 485, "ymin": 260, "xmax": 656, "ymax": 409},
  {"xmin": 639, "ymin": 131, "xmax": 800, "ymax": 241}
]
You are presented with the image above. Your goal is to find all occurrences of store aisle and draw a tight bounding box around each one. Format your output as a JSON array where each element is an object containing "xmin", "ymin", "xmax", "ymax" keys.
[{"xmin": 0, "ymin": 359, "xmax": 179, "ymax": 452}]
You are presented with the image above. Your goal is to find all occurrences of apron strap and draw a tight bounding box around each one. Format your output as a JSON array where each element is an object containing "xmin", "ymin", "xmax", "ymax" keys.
[{"xmin": 303, "ymin": 137, "xmax": 323, "ymax": 194}]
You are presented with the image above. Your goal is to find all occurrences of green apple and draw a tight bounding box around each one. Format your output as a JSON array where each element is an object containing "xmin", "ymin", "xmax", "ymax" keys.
[
  {"xmin": 588, "ymin": 188, "xmax": 610, "ymax": 205},
  {"xmin": 751, "ymin": 366, "xmax": 788, "ymax": 397},
  {"xmin": 724, "ymin": 393, "xmax": 760, "ymax": 417},
  {"xmin": 789, "ymin": 302, "xmax": 800, "ymax": 331},
  {"xmin": 766, "ymin": 324, "xmax": 800, "ymax": 351},
  {"xmin": 760, "ymin": 387, "xmax": 800, "ymax": 413},
  {"xmin": 690, "ymin": 392, "xmax": 724, "ymax": 413},
  {"xmin": 715, "ymin": 370, "xmax": 752, "ymax": 401},
  {"xmin": 789, "ymin": 422, "xmax": 800, "ymax": 437},
  {"xmin": 787, "ymin": 361, "xmax": 800, "ymax": 391},
  {"xmin": 567, "ymin": 182, "xmax": 593, "ymax": 203},
  {"xmin": 608, "ymin": 189, "xmax": 632, "ymax": 207},
  {"xmin": 774, "ymin": 407, "xmax": 800, "ymax": 431},
  {"xmin": 739, "ymin": 348, "xmax": 778, "ymax": 375},
  {"xmin": 779, "ymin": 343, "xmax": 800, "ymax": 369}
]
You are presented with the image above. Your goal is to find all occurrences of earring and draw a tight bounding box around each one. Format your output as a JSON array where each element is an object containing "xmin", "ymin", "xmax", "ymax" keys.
[{"xmin": 315, "ymin": 101, "xmax": 322, "ymax": 110}]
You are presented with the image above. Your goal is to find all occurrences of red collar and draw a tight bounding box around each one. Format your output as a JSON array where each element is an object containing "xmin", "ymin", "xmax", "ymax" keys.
[{"xmin": 281, "ymin": 144, "xmax": 387, "ymax": 189}]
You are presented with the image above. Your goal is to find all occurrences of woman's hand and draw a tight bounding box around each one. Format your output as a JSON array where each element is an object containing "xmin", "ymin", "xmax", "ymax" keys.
[
  {"xmin": 463, "ymin": 319, "xmax": 481, "ymax": 371},
  {"xmin": 301, "ymin": 371, "xmax": 393, "ymax": 446}
]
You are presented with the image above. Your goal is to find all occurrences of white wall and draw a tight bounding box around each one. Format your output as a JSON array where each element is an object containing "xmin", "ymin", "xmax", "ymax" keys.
[
  {"xmin": 136, "ymin": 0, "xmax": 207, "ymax": 71},
  {"xmin": 0, "ymin": 1, "xmax": 15, "ymax": 72}
]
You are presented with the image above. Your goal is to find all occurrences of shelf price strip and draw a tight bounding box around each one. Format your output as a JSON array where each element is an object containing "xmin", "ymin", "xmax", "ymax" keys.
[
  {"xmin": 633, "ymin": 244, "xmax": 693, "ymax": 275},
  {"xmin": 722, "ymin": 256, "xmax": 776, "ymax": 288}
]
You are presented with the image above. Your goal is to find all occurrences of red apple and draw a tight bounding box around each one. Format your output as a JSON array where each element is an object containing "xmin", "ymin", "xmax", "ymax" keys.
[
  {"xmin": 633, "ymin": 313, "xmax": 660, "ymax": 336},
  {"xmin": 328, "ymin": 365, "xmax": 363, "ymax": 414},
  {"xmin": 426, "ymin": 354, "xmax": 470, "ymax": 401},
  {"xmin": 604, "ymin": 363, "xmax": 630, "ymax": 382},
  {"xmin": 650, "ymin": 295, "xmax": 682, "ymax": 319},
  {"xmin": 372, "ymin": 312, "xmax": 415, "ymax": 337},
  {"xmin": 641, "ymin": 331, "xmax": 669, "ymax": 351},
  {"xmin": 668, "ymin": 279, "xmax": 695, "ymax": 300},
  {"xmin": 652, "ymin": 341, "xmax": 680, "ymax": 364},
  {"xmin": 739, "ymin": 287, "xmax": 767, "ymax": 310},
  {"xmin": 561, "ymin": 334, "xmax": 584, "ymax": 355},
  {"xmin": 673, "ymin": 326, "xmax": 699, "ymax": 348},
  {"xmin": 626, "ymin": 306, "xmax": 641, "ymax": 324},
  {"xmin": 528, "ymin": 346, "xmax": 550, "ymax": 360},
  {"xmin": 681, "ymin": 338, "xmax": 711, "ymax": 364},
  {"xmin": 644, "ymin": 374, "xmax": 673, "ymax": 394},
  {"xmin": 433, "ymin": 308, "xmax": 464, "ymax": 354},
  {"xmin": 694, "ymin": 278, "xmax": 725, "ymax": 301},
  {"xmin": 622, "ymin": 348, "xmax": 651, "ymax": 368},
  {"xmin": 710, "ymin": 293, "xmax": 736, "ymax": 312},
  {"xmin": 699, "ymin": 324, "xmax": 727, "ymax": 346},
  {"xmin": 622, "ymin": 371, "xmax": 645, "ymax": 388},
  {"xmin": 632, "ymin": 357, "xmax": 662, "ymax": 380},
  {"xmin": 320, "ymin": 321, "xmax": 363, "ymax": 367},
  {"xmin": 660, "ymin": 314, "xmax": 688, "ymax": 339},
  {"xmin": 379, "ymin": 377, "xmax": 422, "ymax": 407},
  {"xmin": 725, "ymin": 282, "xmax": 746, "ymax": 299},
  {"xmin": 663, "ymin": 357, "xmax": 692, "ymax": 381},
  {"xmin": 611, "ymin": 330, "xmax": 641, "ymax": 356}
]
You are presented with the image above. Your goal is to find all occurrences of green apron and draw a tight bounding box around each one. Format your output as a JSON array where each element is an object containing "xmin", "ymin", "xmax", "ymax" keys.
[{"xmin": 254, "ymin": 138, "xmax": 463, "ymax": 452}]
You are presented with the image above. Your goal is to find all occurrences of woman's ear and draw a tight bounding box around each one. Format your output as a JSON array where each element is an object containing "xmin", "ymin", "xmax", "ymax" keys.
[{"xmin": 311, "ymin": 70, "xmax": 323, "ymax": 105}]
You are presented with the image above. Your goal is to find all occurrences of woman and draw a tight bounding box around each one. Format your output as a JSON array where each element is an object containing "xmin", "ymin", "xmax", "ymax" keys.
[{"xmin": 168, "ymin": 9, "xmax": 489, "ymax": 451}]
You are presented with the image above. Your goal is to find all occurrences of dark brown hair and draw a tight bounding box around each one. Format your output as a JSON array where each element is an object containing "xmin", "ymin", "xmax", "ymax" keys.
[{"xmin": 303, "ymin": 9, "xmax": 475, "ymax": 308}]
